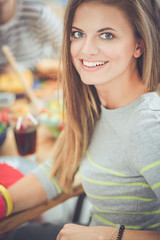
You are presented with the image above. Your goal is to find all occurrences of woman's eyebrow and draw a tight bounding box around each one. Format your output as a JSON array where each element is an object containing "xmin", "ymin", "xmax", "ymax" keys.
[
  {"xmin": 97, "ymin": 27, "xmax": 117, "ymax": 33},
  {"xmin": 71, "ymin": 26, "xmax": 117, "ymax": 33},
  {"xmin": 71, "ymin": 26, "xmax": 84, "ymax": 32}
]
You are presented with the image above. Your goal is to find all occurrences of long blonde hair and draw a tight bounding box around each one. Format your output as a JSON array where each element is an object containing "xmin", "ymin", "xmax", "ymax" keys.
[{"xmin": 50, "ymin": 0, "xmax": 160, "ymax": 192}]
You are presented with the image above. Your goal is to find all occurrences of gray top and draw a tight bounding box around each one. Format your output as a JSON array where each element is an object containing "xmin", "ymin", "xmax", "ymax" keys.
[{"xmin": 33, "ymin": 92, "xmax": 160, "ymax": 231}]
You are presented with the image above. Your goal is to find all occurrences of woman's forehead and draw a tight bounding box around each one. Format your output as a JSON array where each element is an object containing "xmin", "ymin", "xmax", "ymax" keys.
[{"xmin": 72, "ymin": 2, "xmax": 133, "ymax": 34}]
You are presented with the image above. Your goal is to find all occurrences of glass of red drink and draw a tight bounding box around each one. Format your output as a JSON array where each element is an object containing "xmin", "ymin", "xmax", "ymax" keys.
[
  {"xmin": 10, "ymin": 112, "xmax": 38, "ymax": 159},
  {"xmin": 14, "ymin": 125, "xmax": 37, "ymax": 156}
]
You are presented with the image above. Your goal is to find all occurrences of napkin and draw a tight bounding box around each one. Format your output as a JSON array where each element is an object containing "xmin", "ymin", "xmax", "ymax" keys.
[{"xmin": 0, "ymin": 163, "xmax": 24, "ymax": 188}]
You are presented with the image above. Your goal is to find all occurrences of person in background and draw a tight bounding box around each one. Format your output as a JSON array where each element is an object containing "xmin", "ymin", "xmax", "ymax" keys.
[
  {"xmin": 0, "ymin": 0, "xmax": 63, "ymax": 73},
  {"xmin": 0, "ymin": 0, "xmax": 160, "ymax": 239},
  {"xmin": 46, "ymin": 0, "xmax": 68, "ymax": 6}
]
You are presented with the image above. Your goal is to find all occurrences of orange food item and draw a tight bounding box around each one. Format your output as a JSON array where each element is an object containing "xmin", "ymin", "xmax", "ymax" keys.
[
  {"xmin": 36, "ymin": 58, "xmax": 62, "ymax": 80},
  {"xmin": 0, "ymin": 70, "xmax": 33, "ymax": 94}
]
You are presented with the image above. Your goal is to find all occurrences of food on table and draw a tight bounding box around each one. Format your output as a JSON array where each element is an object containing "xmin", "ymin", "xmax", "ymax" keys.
[
  {"xmin": 0, "ymin": 122, "xmax": 7, "ymax": 135},
  {"xmin": 34, "ymin": 79, "xmax": 60, "ymax": 98},
  {"xmin": 36, "ymin": 58, "xmax": 62, "ymax": 80},
  {"xmin": 0, "ymin": 109, "xmax": 10, "ymax": 124},
  {"xmin": 38, "ymin": 98, "xmax": 65, "ymax": 138},
  {"xmin": 0, "ymin": 70, "xmax": 33, "ymax": 93}
]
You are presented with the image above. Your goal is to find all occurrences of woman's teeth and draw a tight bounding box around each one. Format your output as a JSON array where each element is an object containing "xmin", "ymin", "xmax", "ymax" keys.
[{"xmin": 83, "ymin": 60, "xmax": 106, "ymax": 67}]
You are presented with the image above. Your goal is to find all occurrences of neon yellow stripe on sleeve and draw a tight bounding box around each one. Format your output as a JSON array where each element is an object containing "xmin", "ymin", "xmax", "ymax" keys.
[
  {"xmin": 140, "ymin": 161, "xmax": 160, "ymax": 175},
  {"xmin": 52, "ymin": 179, "xmax": 62, "ymax": 194},
  {"xmin": 46, "ymin": 161, "xmax": 53, "ymax": 168},
  {"xmin": 39, "ymin": 165, "xmax": 49, "ymax": 176},
  {"xmin": 152, "ymin": 182, "xmax": 160, "ymax": 190},
  {"xmin": 39, "ymin": 165, "xmax": 62, "ymax": 194}
]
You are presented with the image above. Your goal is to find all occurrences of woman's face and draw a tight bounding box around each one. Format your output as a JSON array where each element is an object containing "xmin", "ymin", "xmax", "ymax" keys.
[{"xmin": 70, "ymin": 2, "xmax": 142, "ymax": 89}]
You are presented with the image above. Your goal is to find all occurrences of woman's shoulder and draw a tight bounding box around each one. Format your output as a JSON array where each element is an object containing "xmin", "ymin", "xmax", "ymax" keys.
[
  {"xmin": 132, "ymin": 92, "xmax": 160, "ymax": 127},
  {"xmin": 127, "ymin": 92, "xmax": 160, "ymax": 170},
  {"xmin": 127, "ymin": 92, "xmax": 160, "ymax": 151}
]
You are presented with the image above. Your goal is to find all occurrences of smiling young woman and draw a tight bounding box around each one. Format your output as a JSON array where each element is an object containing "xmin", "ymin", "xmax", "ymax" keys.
[
  {"xmin": 1, "ymin": 0, "xmax": 160, "ymax": 240},
  {"xmin": 70, "ymin": 2, "xmax": 145, "ymax": 108}
]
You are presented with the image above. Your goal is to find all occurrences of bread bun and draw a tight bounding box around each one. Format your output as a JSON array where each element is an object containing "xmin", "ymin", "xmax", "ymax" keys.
[
  {"xmin": 36, "ymin": 58, "xmax": 61, "ymax": 80},
  {"xmin": 0, "ymin": 70, "xmax": 33, "ymax": 94}
]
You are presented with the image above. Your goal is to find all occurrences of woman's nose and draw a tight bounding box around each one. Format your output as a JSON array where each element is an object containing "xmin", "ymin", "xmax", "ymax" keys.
[{"xmin": 81, "ymin": 37, "xmax": 99, "ymax": 56}]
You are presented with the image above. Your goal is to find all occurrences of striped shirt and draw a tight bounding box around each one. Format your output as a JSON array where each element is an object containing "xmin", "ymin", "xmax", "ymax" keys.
[
  {"xmin": 33, "ymin": 92, "xmax": 160, "ymax": 231},
  {"xmin": 0, "ymin": 0, "xmax": 63, "ymax": 71}
]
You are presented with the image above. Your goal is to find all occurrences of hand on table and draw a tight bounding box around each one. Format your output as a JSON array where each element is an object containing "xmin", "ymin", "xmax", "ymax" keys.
[{"xmin": 56, "ymin": 223, "xmax": 109, "ymax": 240}]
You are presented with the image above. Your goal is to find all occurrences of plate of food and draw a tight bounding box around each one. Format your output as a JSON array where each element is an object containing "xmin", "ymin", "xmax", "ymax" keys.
[{"xmin": 38, "ymin": 96, "xmax": 65, "ymax": 138}]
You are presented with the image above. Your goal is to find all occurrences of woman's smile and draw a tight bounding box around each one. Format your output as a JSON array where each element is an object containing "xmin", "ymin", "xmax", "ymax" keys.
[{"xmin": 80, "ymin": 59, "xmax": 108, "ymax": 71}]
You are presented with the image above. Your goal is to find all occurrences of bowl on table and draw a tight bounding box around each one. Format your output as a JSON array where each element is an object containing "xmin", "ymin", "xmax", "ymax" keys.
[{"xmin": 38, "ymin": 95, "xmax": 65, "ymax": 138}]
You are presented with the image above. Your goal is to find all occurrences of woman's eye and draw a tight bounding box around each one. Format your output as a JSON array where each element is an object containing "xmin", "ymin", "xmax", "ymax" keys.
[
  {"xmin": 71, "ymin": 31, "xmax": 84, "ymax": 39},
  {"xmin": 101, "ymin": 33, "xmax": 114, "ymax": 40}
]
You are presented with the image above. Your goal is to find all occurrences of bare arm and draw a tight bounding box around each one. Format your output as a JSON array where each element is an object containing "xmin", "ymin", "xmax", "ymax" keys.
[
  {"xmin": 7, "ymin": 173, "xmax": 48, "ymax": 213},
  {"xmin": 7, "ymin": 170, "xmax": 81, "ymax": 214}
]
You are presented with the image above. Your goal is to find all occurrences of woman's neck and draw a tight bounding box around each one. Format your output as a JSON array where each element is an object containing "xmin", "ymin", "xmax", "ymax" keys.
[
  {"xmin": 96, "ymin": 71, "xmax": 147, "ymax": 109},
  {"xmin": 0, "ymin": 0, "xmax": 16, "ymax": 25}
]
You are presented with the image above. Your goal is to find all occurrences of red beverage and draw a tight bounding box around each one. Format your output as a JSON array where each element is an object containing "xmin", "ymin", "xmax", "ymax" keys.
[{"xmin": 14, "ymin": 125, "xmax": 37, "ymax": 156}]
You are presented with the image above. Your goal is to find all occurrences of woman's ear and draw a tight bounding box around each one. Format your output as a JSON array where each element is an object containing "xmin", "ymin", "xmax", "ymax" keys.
[{"xmin": 134, "ymin": 39, "xmax": 144, "ymax": 58}]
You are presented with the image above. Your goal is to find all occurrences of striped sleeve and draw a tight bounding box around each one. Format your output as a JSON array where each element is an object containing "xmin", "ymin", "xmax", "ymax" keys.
[
  {"xmin": 32, "ymin": 158, "xmax": 62, "ymax": 200},
  {"xmin": 128, "ymin": 113, "xmax": 160, "ymax": 199}
]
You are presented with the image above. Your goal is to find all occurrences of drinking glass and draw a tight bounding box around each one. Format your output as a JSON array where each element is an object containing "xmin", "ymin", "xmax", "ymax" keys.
[{"xmin": 10, "ymin": 111, "xmax": 38, "ymax": 161}]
